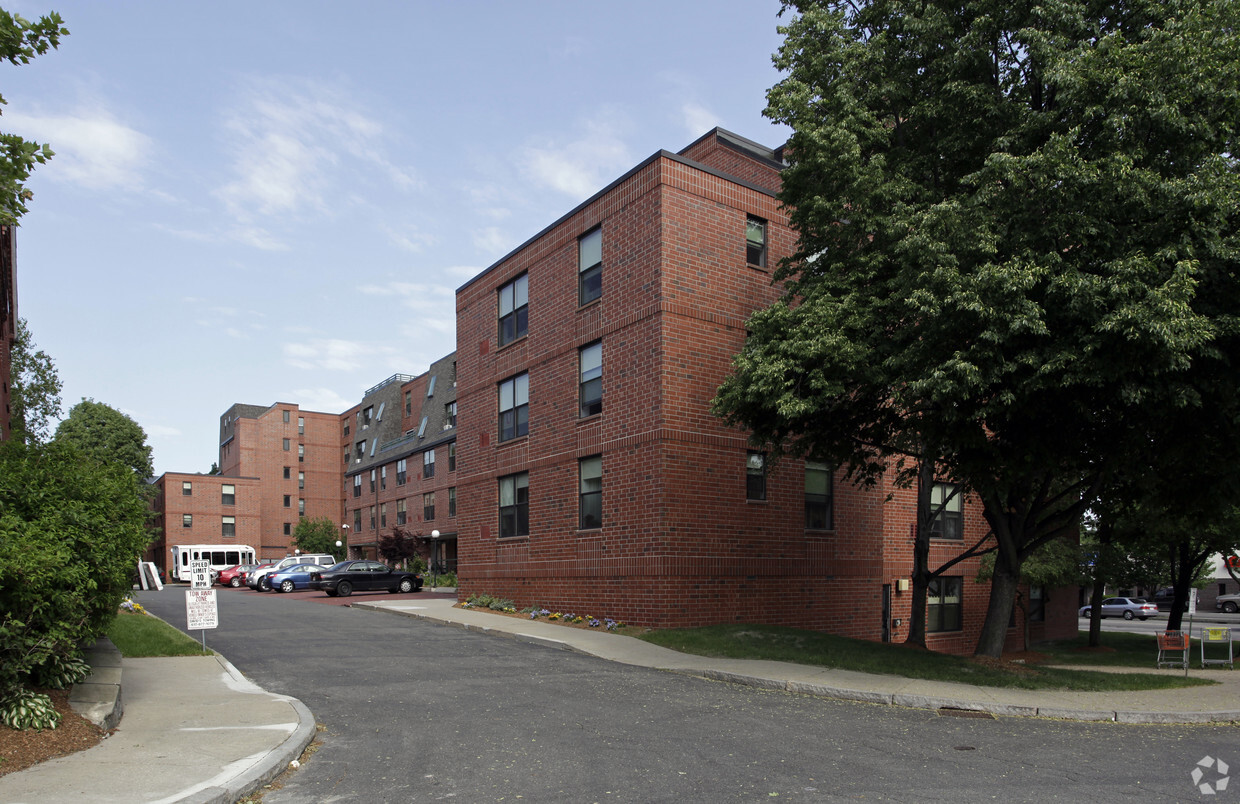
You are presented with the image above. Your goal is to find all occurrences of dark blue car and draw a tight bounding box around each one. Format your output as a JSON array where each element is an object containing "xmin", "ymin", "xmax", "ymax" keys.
[{"xmin": 268, "ymin": 563, "xmax": 322, "ymax": 593}]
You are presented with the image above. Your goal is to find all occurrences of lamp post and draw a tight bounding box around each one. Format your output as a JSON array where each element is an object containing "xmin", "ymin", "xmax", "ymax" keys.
[
  {"xmin": 431, "ymin": 530, "xmax": 440, "ymax": 591},
  {"xmin": 339, "ymin": 523, "xmax": 350, "ymax": 561}
]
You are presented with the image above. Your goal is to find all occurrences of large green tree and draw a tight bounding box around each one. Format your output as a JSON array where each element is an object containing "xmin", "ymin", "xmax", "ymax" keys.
[
  {"xmin": 0, "ymin": 8, "xmax": 67, "ymax": 225},
  {"xmin": 715, "ymin": 0, "xmax": 1240, "ymax": 656},
  {"xmin": 54, "ymin": 398, "xmax": 154, "ymax": 479},
  {"xmin": 8, "ymin": 317, "xmax": 61, "ymax": 444},
  {"xmin": 292, "ymin": 516, "xmax": 346, "ymax": 560}
]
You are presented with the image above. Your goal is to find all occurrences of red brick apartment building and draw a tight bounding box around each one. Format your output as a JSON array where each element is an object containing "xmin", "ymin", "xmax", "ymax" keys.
[
  {"xmin": 148, "ymin": 473, "xmax": 262, "ymax": 577},
  {"xmin": 341, "ymin": 358, "xmax": 458, "ymax": 568},
  {"xmin": 454, "ymin": 128, "xmax": 1077, "ymax": 652},
  {"xmin": 0, "ymin": 225, "xmax": 15, "ymax": 442}
]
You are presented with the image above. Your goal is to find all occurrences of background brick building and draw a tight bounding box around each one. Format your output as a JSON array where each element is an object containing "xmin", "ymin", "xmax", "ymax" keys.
[{"xmin": 453, "ymin": 128, "xmax": 1077, "ymax": 652}]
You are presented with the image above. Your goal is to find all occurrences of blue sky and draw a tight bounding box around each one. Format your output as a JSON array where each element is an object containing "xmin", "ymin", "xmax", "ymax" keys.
[{"xmin": 4, "ymin": 1, "xmax": 791, "ymax": 477}]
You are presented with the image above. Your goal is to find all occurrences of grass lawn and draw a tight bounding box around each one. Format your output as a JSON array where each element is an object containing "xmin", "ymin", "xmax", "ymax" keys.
[
  {"xmin": 107, "ymin": 612, "xmax": 212, "ymax": 657},
  {"xmin": 634, "ymin": 624, "xmax": 1216, "ymax": 691}
]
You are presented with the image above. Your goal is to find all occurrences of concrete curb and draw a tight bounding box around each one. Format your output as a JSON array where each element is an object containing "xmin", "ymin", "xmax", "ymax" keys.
[
  {"xmin": 176, "ymin": 655, "xmax": 317, "ymax": 804},
  {"xmin": 353, "ymin": 601, "xmax": 1240, "ymax": 726},
  {"xmin": 69, "ymin": 639, "xmax": 123, "ymax": 731}
]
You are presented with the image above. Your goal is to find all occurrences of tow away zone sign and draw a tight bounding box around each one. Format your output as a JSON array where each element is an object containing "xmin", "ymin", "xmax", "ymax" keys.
[{"xmin": 185, "ymin": 589, "xmax": 219, "ymax": 630}]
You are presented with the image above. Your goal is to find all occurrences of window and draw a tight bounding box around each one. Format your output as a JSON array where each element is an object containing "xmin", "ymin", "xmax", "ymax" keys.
[
  {"xmin": 381, "ymin": 466, "xmax": 387, "ymax": 490},
  {"xmin": 579, "ymin": 341, "xmax": 602, "ymax": 417},
  {"xmin": 221, "ymin": 484, "xmax": 235, "ymax": 506},
  {"xmin": 498, "ymin": 472, "xmax": 529, "ymax": 539},
  {"xmin": 445, "ymin": 401, "xmax": 457, "ymax": 428},
  {"xmin": 417, "ymin": 416, "xmax": 428, "ymax": 437},
  {"xmin": 928, "ymin": 577, "xmax": 962, "ymax": 632},
  {"xmin": 369, "ymin": 505, "xmax": 376, "ymax": 530},
  {"xmin": 424, "ymin": 491, "xmax": 435, "ymax": 521},
  {"xmin": 298, "ymin": 471, "xmax": 304, "ymax": 490},
  {"xmin": 362, "ymin": 406, "xmax": 373, "ymax": 429},
  {"xmin": 805, "ymin": 462, "xmax": 833, "ymax": 529},
  {"xmin": 449, "ymin": 443, "xmax": 456, "ymax": 472},
  {"xmin": 396, "ymin": 458, "xmax": 407, "ymax": 485},
  {"xmin": 298, "ymin": 444, "xmax": 305, "ymax": 462},
  {"xmin": 298, "ymin": 498, "xmax": 305, "ymax": 517},
  {"xmin": 427, "ymin": 376, "xmax": 436, "ymax": 397},
  {"xmin": 424, "ymin": 449, "xmax": 436, "ymax": 479},
  {"xmin": 182, "ymin": 514, "xmax": 192, "ymax": 528},
  {"xmin": 283, "ymin": 494, "xmax": 291, "ymax": 508},
  {"xmin": 356, "ymin": 441, "xmax": 366, "ymax": 462},
  {"xmin": 283, "ymin": 410, "xmax": 290, "ymax": 423},
  {"xmin": 283, "ymin": 438, "xmax": 291, "ymax": 451},
  {"xmin": 222, "ymin": 516, "xmax": 236, "ymax": 538},
  {"xmin": 344, "ymin": 423, "xmax": 350, "ymax": 437},
  {"xmin": 499, "ymin": 373, "xmax": 529, "ymax": 442},
  {"xmin": 370, "ymin": 469, "xmax": 377, "ymax": 493},
  {"xmin": 284, "ymin": 523, "xmax": 291, "ymax": 536},
  {"xmin": 353, "ymin": 475, "xmax": 362, "ymax": 498},
  {"xmin": 353, "ymin": 508, "xmax": 361, "ymax": 532},
  {"xmin": 746, "ymin": 215, "xmax": 767, "ymax": 267},
  {"xmin": 396, "ymin": 498, "xmax": 407, "ymax": 525},
  {"xmin": 929, "ymin": 482, "xmax": 963, "ymax": 540},
  {"xmin": 746, "ymin": 452, "xmax": 766, "ymax": 501},
  {"xmin": 448, "ymin": 487, "xmax": 457, "ymax": 518},
  {"xmin": 498, "ymin": 273, "xmax": 529, "ymax": 346},
  {"xmin": 579, "ymin": 456, "xmax": 602, "ymax": 529},
  {"xmin": 283, "ymin": 466, "xmax": 291, "ymax": 479},
  {"xmin": 579, "ymin": 227, "xmax": 602, "ymax": 305},
  {"xmin": 380, "ymin": 503, "xmax": 387, "ymax": 528},
  {"xmin": 182, "ymin": 481, "xmax": 192, "ymax": 496},
  {"xmin": 298, "ymin": 416, "xmax": 304, "ymax": 435}
]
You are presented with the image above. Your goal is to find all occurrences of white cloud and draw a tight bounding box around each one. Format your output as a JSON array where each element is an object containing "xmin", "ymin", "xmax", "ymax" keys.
[
  {"xmin": 381, "ymin": 223, "xmax": 437, "ymax": 254},
  {"xmin": 681, "ymin": 102, "xmax": 719, "ymax": 139},
  {"xmin": 288, "ymin": 386, "xmax": 355, "ymax": 414},
  {"xmin": 284, "ymin": 339, "xmax": 400, "ymax": 372},
  {"xmin": 214, "ymin": 77, "xmax": 417, "ymax": 225},
  {"xmin": 145, "ymin": 423, "xmax": 183, "ymax": 438},
  {"xmin": 5, "ymin": 107, "xmax": 151, "ymax": 190},
  {"xmin": 518, "ymin": 109, "xmax": 634, "ymax": 200},
  {"xmin": 473, "ymin": 226, "xmax": 514, "ymax": 256}
]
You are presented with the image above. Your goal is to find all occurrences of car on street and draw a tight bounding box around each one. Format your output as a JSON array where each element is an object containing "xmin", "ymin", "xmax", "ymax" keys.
[
  {"xmin": 1217, "ymin": 593, "xmax": 1240, "ymax": 614},
  {"xmin": 1079, "ymin": 597, "xmax": 1160, "ymax": 620},
  {"xmin": 238, "ymin": 563, "xmax": 275, "ymax": 588},
  {"xmin": 309, "ymin": 560, "xmax": 423, "ymax": 597},
  {"xmin": 217, "ymin": 564, "xmax": 260, "ymax": 588},
  {"xmin": 248, "ymin": 554, "xmax": 337, "ymax": 591},
  {"xmin": 268, "ymin": 563, "xmax": 323, "ymax": 593}
]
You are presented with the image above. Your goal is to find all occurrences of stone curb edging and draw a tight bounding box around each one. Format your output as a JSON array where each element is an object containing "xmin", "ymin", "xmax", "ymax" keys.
[
  {"xmin": 353, "ymin": 603, "xmax": 1240, "ymax": 726},
  {"xmin": 69, "ymin": 638, "xmax": 124, "ymax": 730},
  {"xmin": 177, "ymin": 654, "xmax": 318, "ymax": 804}
]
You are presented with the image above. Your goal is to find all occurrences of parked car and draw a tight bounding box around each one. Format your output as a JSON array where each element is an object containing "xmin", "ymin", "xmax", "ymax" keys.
[
  {"xmin": 238, "ymin": 563, "xmax": 274, "ymax": 588},
  {"xmin": 1151, "ymin": 588, "xmax": 1189, "ymax": 612},
  {"xmin": 217, "ymin": 564, "xmax": 260, "ymax": 588},
  {"xmin": 309, "ymin": 560, "xmax": 423, "ymax": 597},
  {"xmin": 1078, "ymin": 597, "xmax": 1160, "ymax": 620},
  {"xmin": 268, "ymin": 563, "xmax": 323, "ymax": 593},
  {"xmin": 248, "ymin": 554, "xmax": 337, "ymax": 591},
  {"xmin": 1217, "ymin": 593, "xmax": 1240, "ymax": 614}
]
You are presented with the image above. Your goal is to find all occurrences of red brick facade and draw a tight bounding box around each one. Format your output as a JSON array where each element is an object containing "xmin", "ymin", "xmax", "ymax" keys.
[
  {"xmin": 149, "ymin": 472, "xmax": 263, "ymax": 573},
  {"xmin": 454, "ymin": 128, "xmax": 1077, "ymax": 653}
]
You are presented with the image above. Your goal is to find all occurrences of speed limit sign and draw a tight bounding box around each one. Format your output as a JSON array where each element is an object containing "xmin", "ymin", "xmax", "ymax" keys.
[{"xmin": 190, "ymin": 559, "xmax": 212, "ymax": 590}]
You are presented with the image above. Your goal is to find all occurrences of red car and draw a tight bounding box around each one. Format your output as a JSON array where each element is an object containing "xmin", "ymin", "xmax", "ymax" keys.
[
  {"xmin": 216, "ymin": 564, "xmax": 258, "ymax": 587},
  {"xmin": 231, "ymin": 563, "xmax": 272, "ymax": 588}
]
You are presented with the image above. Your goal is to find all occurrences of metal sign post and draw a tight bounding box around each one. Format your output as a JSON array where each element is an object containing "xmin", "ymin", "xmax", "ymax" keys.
[{"xmin": 186, "ymin": 560, "xmax": 218, "ymax": 651}]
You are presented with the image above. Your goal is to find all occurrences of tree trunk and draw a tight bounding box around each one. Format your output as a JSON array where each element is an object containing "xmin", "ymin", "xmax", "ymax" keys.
[
  {"xmin": 1087, "ymin": 519, "xmax": 1113, "ymax": 647},
  {"xmin": 904, "ymin": 463, "xmax": 934, "ymax": 648},
  {"xmin": 975, "ymin": 559, "xmax": 1019, "ymax": 657}
]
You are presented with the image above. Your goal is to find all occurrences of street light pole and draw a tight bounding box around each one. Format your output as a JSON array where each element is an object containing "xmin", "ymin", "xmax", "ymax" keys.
[{"xmin": 339, "ymin": 523, "xmax": 350, "ymax": 561}]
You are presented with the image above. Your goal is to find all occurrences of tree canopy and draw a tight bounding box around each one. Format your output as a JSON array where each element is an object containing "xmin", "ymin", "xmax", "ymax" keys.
[
  {"xmin": 715, "ymin": 0, "xmax": 1240, "ymax": 656},
  {"xmin": 0, "ymin": 8, "xmax": 67, "ymax": 225},
  {"xmin": 8, "ymin": 317, "xmax": 61, "ymax": 444},
  {"xmin": 292, "ymin": 516, "xmax": 346, "ymax": 560},
  {"xmin": 54, "ymin": 398, "xmax": 154, "ymax": 480}
]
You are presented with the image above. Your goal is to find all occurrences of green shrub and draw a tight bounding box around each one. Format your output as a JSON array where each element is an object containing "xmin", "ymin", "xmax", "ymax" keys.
[{"xmin": 0, "ymin": 440, "xmax": 150, "ymax": 729}]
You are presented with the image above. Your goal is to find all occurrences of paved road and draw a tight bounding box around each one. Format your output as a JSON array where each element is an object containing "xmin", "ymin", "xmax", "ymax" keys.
[{"xmin": 137, "ymin": 586, "xmax": 1236, "ymax": 803}]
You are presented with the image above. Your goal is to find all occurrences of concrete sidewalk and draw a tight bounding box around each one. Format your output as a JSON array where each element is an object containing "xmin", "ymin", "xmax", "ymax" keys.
[
  {"xmin": 0, "ymin": 649, "xmax": 314, "ymax": 804},
  {"xmin": 359, "ymin": 597, "xmax": 1240, "ymax": 725}
]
